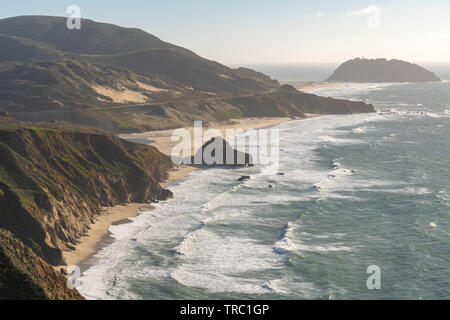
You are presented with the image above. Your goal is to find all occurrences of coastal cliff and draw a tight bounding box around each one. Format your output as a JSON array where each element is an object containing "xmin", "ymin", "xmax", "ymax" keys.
[
  {"xmin": 0, "ymin": 114, "xmax": 173, "ymax": 266},
  {"xmin": 0, "ymin": 229, "xmax": 83, "ymax": 300}
]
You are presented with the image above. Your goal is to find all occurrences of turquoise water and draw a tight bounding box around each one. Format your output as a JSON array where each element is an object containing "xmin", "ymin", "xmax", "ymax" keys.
[{"xmin": 78, "ymin": 81, "xmax": 450, "ymax": 300}]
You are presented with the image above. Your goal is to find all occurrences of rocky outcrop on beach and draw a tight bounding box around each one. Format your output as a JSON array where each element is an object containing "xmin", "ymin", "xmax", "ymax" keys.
[
  {"xmin": 0, "ymin": 118, "xmax": 173, "ymax": 266},
  {"xmin": 0, "ymin": 229, "xmax": 83, "ymax": 300},
  {"xmin": 327, "ymin": 58, "xmax": 441, "ymax": 83},
  {"xmin": 192, "ymin": 137, "xmax": 253, "ymax": 167}
]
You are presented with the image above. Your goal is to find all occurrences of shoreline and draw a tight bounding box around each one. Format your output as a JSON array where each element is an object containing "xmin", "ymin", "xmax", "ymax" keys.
[
  {"xmin": 58, "ymin": 203, "xmax": 151, "ymax": 271},
  {"xmin": 283, "ymin": 81, "xmax": 351, "ymax": 92},
  {"xmin": 57, "ymin": 163, "xmax": 197, "ymax": 272},
  {"xmin": 120, "ymin": 116, "xmax": 292, "ymax": 156},
  {"xmin": 57, "ymin": 116, "xmax": 296, "ymax": 272}
]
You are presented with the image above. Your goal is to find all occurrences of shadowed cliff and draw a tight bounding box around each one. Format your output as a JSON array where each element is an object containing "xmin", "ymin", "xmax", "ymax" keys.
[
  {"xmin": 0, "ymin": 113, "xmax": 173, "ymax": 266},
  {"xmin": 0, "ymin": 229, "xmax": 83, "ymax": 300}
]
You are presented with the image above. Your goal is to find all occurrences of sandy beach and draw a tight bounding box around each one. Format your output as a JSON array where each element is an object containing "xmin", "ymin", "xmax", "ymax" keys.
[
  {"xmin": 120, "ymin": 117, "xmax": 292, "ymax": 156},
  {"xmin": 58, "ymin": 116, "xmax": 293, "ymax": 271},
  {"xmin": 57, "ymin": 165, "xmax": 195, "ymax": 271},
  {"xmin": 60, "ymin": 203, "xmax": 149, "ymax": 269}
]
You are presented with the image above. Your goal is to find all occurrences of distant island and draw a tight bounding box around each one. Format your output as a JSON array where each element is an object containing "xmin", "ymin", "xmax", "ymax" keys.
[{"xmin": 327, "ymin": 58, "xmax": 441, "ymax": 83}]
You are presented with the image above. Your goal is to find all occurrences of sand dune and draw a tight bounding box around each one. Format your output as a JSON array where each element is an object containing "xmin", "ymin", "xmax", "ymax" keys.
[{"xmin": 93, "ymin": 85, "xmax": 148, "ymax": 103}]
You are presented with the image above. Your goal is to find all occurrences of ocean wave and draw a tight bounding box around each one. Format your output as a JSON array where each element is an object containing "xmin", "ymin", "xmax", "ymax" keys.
[
  {"xmin": 273, "ymin": 222, "xmax": 299, "ymax": 254},
  {"xmin": 310, "ymin": 159, "xmax": 357, "ymax": 198},
  {"xmin": 273, "ymin": 221, "xmax": 354, "ymax": 255},
  {"xmin": 378, "ymin": 108, "xmax": 449, "ymax": 119},
  {"xmin": 296, "ymin": 243, "xmax": 355, "ymax": 253},
  {"xmin": 310, "ymin": 82, "xmax": 399, "ymax": 97},
  {"xmin": 262, "ymin": 278, "xmax": 290, "ymax": 294},
  {"xmin": 436, "ymin": 190, "xmax": 450, "ymax": 201},
  {"xmin": 381, "ymin": 186, "xmax": 432, "ymax": 195},
  {"xmin": 170, "ymin": 231, "xmax": 283, "ymax": 294},
  {"xmin": 200, "ymin": 186, "xmax": 237, "ymax": 213},
  {"xmin": 318, "ymin": 135, "xmax": 361, "ymax": 145},
  {"xmin": 352, "ymin": 125, "xmax": 373, "ymax": 133}
]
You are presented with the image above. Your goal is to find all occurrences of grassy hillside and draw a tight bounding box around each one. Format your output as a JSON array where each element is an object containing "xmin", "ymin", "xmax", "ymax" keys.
[{"xmin": 0, "ymin": 16, "xmax": 182, "ymax": 55}]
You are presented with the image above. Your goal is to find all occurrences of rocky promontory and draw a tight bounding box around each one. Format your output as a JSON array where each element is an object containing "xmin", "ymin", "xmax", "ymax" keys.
[
  {"xmin": 0, "ymin": 229, "xmax": 84, "ymax": 300},
  {"xmin": 0, "ymin": 116, "xmax": 175, "ymax": 299},
  {"xmin": 327, "ymin": 58, "xmax": 441, "ymax": 83},
  {"xmin": 191, "ymin": 136, "xmax": 253, "ymax": 167}
]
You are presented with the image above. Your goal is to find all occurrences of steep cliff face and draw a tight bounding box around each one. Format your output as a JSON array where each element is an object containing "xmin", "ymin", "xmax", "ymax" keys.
[
  {"xmin": 0, "ymin": 118, "xmax": 173, "ymax": 265},
  {"xmin": 0, "ymin": 229, "xmax": 83, "ymax": 300}
]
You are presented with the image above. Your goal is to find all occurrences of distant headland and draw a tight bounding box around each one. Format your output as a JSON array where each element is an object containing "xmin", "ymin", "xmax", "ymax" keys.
[{"xmin": 327, "ymin": 58, "xmax": 441, "ymax": 83}]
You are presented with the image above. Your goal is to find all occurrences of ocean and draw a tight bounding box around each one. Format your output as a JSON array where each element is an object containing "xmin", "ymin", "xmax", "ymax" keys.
[{"xmin": 77, "ymin": 77, "xmax": 450, "ymax": 300}]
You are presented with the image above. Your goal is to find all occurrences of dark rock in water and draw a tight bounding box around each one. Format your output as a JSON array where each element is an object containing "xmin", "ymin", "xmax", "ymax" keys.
[
  {"xmin": 277, "ymin": 172, "xmax": 285, "ymax": 176},
  {"xmin": 268, "ymin": 185, "xmax": 274, "ymax": 189},
  {"xmin": 327, "ymin": 58, "xmax": 441, "ymax": 83},
  {"xmin": 237, "ymin": 175, "xmax": 251, "ymax": 182},
  {"xmin": 191, "ymin": 136, "xmax": 253, "ymax": 167}
]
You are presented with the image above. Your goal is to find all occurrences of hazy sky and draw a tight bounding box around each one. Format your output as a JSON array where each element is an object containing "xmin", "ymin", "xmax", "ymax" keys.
[{"xmin": 2, "ymin": 1, "xmax": 450, "ymax": 64}]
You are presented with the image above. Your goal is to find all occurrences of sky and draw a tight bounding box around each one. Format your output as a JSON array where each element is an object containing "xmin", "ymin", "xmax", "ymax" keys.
[{"xmin": 2, "ymin": 1, "xmax": 450, "ymax": 64}]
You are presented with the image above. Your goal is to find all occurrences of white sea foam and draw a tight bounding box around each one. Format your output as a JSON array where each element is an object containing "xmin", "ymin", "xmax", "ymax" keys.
[
  {"xmin": 170, "ymin": 230, "xmax": 284, "ymax": 294},
  {"xmin": 436, "ymin": 190, "xmax": 450, "ymax": 201},
  {"xmin": 352, "ymin": 125, "xmax": 373, "ymax": 133},
  {"xmin": 309, "ymin": 82, "xmax": 399, "ymax": 97},
  {"xmin": 273, "ymin": 220, "xmax": 354, "ymax": 256},
  {"xmin": 378, "ymin": 108, "xmax": 449, "ymax": 119},
  {"xmin": 273, "ymin": 222, "xmax": 299, "ymax": 254},
  {"xmin": 383, "ymin": 187, "xmax": 432, "ymax": 195}
]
